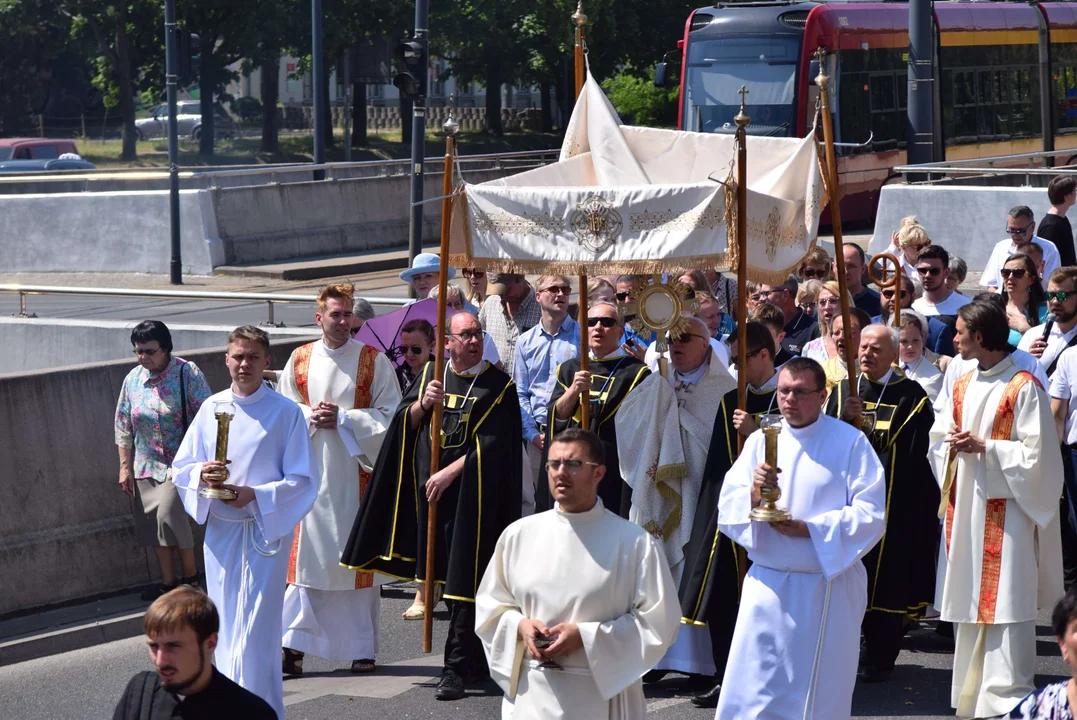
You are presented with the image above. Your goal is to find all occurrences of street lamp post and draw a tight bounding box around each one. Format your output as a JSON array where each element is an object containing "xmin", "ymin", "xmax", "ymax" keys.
[
  {"xmin": 312, "ymin": 0, "xmax": 326, "ymax": 180},
  {"xmin": 165, "ymin": 0, "xmax": 182, "ymax": 285},
  {"xmin": 407, "ymin": 0, "xmax": 430, "ymax": 291}
]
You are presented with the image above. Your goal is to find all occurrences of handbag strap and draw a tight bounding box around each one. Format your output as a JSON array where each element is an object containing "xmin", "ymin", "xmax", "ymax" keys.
[
  {"xmin": 1046, "ymin": 334, "xmax": 1077, "ymax": 378},
  {"xmin": 179, "ymin": 360, "xmax": 189, "ymax": 430}
]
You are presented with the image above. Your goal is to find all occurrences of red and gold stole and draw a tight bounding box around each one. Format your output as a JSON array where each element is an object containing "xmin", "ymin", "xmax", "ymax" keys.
[
  {"xmin": 943, "ymin": 368, "xmax": 1038, "ymax": 623},
  {"xmin": 288, "ymin": 343, "xmax": 379, "ymax": 589}
]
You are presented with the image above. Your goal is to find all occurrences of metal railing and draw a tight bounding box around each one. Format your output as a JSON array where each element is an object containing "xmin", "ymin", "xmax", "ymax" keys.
[
  {"xmin": 893, "ymin": 147, "xmax": 1077, "ymax": 183},
  {"xmin": 0, "ymin": 284, "xmax": 410, "ymax": 326},
  {"xmin": 0, "ymin": 148, "xmax": 560, "ymax": 186}
]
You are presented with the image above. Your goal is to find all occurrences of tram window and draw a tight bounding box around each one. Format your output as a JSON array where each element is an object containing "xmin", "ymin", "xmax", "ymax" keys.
[
  {"xmin": 954, "ymin": 71, "xmax": 976, "ymax": 107},
  {"xmin": 1056, "ymin": 66, "xmax": 1077, "ymax": 132},
  {"xmin": 870, "ymin": 74, "xmax": 896, "ymax": 112},
  {"xmin": 897, "ymin": 73, "xmax": 907, "ymax": 110}
]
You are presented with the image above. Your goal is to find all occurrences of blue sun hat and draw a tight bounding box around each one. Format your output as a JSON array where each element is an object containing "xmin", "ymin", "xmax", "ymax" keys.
[{"xmin": 399, "ymin": 252, "xmax": 455, "ymax": 282}]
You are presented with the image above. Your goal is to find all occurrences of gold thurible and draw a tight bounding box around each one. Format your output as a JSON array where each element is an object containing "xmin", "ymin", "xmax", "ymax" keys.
[
  {"xmin": 749, "ymin": 414, "xmax": 791, "ymax": 522},
  {"xmin": 199, "ymin": 401, "xmax": 238, "ymax": 500}
]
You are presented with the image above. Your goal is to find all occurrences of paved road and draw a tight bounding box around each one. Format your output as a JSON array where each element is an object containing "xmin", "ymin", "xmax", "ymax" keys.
[{"xmin": 0, "ymin": 583, "xmax": 1067, "ymax": 719}]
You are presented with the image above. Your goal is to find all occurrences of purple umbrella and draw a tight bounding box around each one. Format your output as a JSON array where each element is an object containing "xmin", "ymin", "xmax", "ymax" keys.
[{"xmin": 355, "ymin": 298, "xmax": 456, "ymax": 368}]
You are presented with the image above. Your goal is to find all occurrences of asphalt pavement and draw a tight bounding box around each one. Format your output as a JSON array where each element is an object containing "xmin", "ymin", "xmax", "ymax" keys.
[{"xmin": 0, "ymin": 580, "xmax": 1068, "ymax": 720}]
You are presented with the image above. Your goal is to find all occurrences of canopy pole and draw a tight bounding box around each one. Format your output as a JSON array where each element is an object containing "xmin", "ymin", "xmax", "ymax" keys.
[
  {"xmin": 733, "ymin": 87, "xmax": 751, "ymax": 590},
  {"xmin": 815, "ymin": 48, "xmax": 859, "ymax": 417},
  {"xmin": 423, "ymin": 112, "xmax": 458, "ymax": 653},
  {"xmin": 573, "ymin": 1, "xmax": 590, "ymax": 430}
]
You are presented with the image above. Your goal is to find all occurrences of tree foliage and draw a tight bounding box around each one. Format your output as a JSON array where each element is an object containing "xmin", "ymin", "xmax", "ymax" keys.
[{"xmin": 602, "ymin": 64, "xmax": 678, "ymax": 127}]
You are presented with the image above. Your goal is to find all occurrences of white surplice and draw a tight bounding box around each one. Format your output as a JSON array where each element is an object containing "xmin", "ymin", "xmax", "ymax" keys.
[
  {"xmin": 902, "ymin": 355, "xmax": 944, "ymax": 405},
  {"xmin": 616, "ymin": 353, "xmax": 736, "ymax": 675},
  {"xmin": 928, "ymin": 356, "xmax": 1063, "ymax": 718},
  {"xmin": 475, "ymin": 500, "xmax": 681, "ymax": 720},
  {"xmin": 277, "ymin": 339, "xmax": 401, "ymax": 661},
  {"xmin": 716, "ymin": 414, "xmax": 886, "ymax": 720},
  {"xmin": 172, "ymin": 384, "xmax": 317, "ymax": 720}
]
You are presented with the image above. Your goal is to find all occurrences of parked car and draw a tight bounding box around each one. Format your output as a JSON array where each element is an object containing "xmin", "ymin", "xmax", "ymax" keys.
[
  {"xmin": 0, "ymin": 158, "xmax": 97, "ymax": 172},
  {"xmin": 135, "ymin": 102, "xmax": 237, "ymax": 141},
  {"xmin": 0, "ymin": 138, "xmax": 81, "ymax": 161}
]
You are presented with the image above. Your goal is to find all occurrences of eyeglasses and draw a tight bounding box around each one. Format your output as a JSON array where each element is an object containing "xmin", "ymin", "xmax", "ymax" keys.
[
  {"xmin": 748, "ymin": 292, "xmax": 765, "ymax": 301},
  {"xmin": 587, "ymin": 316, "xmax": 618, "ymax": 328},
  {"xmin": 1000, "ymin": 268, "xmax": 1028, "ymax": 279},
  {"xmin": 916, "ymin": 266, "xmax": 942, "ymax": 277},
  {"xmin": 615, "ymin": 291, "xmax": 631, "ymax": 301},
  {"xmin": 817, "ymin": 297, "xmax": 840, "ymax": 307},
  {"xmin": 777, "ymin": 386, "xmax": 821, "ymax": 399},
  {"xmin": 1048, "ymin": 291, "xmax": 1072, "ymax": 302},
  {"xmin": 462, "ymin": 269, "xmax": 485, "ymax": 279},
  {"xmin": 448, "ymin": 330, "xmax": 486, "ymax": 342},
  {"xmin": 402, "ymin": 345, "xmax": 426, "ymax": 355},
  {"xmin": 545, "ymin": 459, "xmax": 600, "ymax": 473},
  {"xmin": 133, "ymin": 347, "xmax": 161, "ymax": 356},
  {"xmin": 801, "ymin": 267, "xmax": 827, "ymax": 279},
  {"xmin": 799, "ymin": 302, "xmax": 817, "ymax": 311},
  {"xmin": 542, "ymin": 285, "xmax": 571, "ymax": 295},
  {"xmin": 1006, "ymin": 224, "xmax": 1034, "ymax": 236},
  {"xmin": 763, "ymin": 288, "xmax": 784, "ymax": 297},
  {"xmin": 881, "ymin": 288, "xmax": 909, "ymax": 298}
]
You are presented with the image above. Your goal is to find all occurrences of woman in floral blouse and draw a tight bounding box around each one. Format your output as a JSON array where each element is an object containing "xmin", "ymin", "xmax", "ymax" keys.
[
  {"xmin": 1009, "ymin": 588, "xmax": 1077, "ymax": 719},
  {"xmin": 115, "ymin": 320, "xmax": 211, "ymax": 600}
]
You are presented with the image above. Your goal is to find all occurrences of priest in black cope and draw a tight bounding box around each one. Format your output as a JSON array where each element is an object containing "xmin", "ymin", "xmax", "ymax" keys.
[
  {"xmin": 824, "ymin": 323, "xmax": 938, "ymax": 683},
  {"xmin": 536, "ymin": 300, "xmax": 650, "ymax": 516},
  {"xmin": 680, "ymin": 322, "xmax": 777, "ymax": 708},
  {"xmin": 341, "ymin": 312, "xmax": 522, "ymax": 701}
]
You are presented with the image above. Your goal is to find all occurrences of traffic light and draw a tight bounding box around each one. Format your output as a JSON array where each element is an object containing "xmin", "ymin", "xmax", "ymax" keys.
[
  {"xmin": 177, "ymin": 30, "xmax": 200, "ymax": 86},
  {"xmin": 393, "ymin": 38, "xmax": 426, "ymax": 100}
]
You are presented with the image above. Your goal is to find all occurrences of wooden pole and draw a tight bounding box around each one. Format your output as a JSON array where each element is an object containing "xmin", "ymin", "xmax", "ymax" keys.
[
  {"xmin": 423, "ymin": 112, "xmax": 458, "ymax": 653},
  {"xmin": 733, "ymin": 87, "xmax": 751, "ymax": 588},
  {"xmin": 573, "ymin": 1, "xmax": 590, "ymax": 430},
  {"xmin": 815, "ymin": 48, "xmax": 859, "ymax": 410}
]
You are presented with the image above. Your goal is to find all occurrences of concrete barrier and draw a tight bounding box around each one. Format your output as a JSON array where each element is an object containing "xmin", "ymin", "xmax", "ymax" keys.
[
  {"xmin": 0, "ymin": 335, "xmax": 317, "ymax": 617},
  {"xmin": 870, "ymin": 184, "xmax": 1077, "ymax": 272},
  {"xmin": 0, "ymin": 317, "xmax": 318, "ymax": 374}
]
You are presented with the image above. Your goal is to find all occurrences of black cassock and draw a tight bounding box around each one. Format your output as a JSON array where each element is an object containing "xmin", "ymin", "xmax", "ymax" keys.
[
  {"xmin": 535, "ymin": 354, "xmax": 650, "ymax": 517},
  {"xmin": 824, "ymin": 371, "xmax": 938, "ymax": 617},
  {"xmin": 678, "ymin": 386, "xmax": 777, "ymax": 675},
  {"xmin": 341, "ymin": 360, "xmax": 522, "ymax": 601}
]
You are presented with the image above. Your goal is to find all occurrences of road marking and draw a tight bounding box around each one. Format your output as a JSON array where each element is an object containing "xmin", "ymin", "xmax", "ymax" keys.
[{"xmin": 283, "ymin": 655, "xmax": 442, "ymax": 706}]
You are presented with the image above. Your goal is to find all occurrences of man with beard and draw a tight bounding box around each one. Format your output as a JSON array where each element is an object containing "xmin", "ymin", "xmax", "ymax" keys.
[
  {"xmin": 537, "ymin": 300, "xmax": 650, "ymax": 516},
  {"xmin": 680, "ymin": 321, "xmax": 779, "ymax": 708},
  {"xmin": 617, "ymin": 316, "xmax": 737, "ymax": 680},
  {"xmin": 1019, "ymin": 267, "xmax": 1077, "ymax": 376},
  {"xmin": 114, "ymin": 586, "xmax": 276, "ymax": 719},
  {"xmin": 341, "ymin": 312, "xmax": 522, "ymax": 701},
  {"xmin": 825, "ymin": 324, "xmax": 937, "ymax": 683}
]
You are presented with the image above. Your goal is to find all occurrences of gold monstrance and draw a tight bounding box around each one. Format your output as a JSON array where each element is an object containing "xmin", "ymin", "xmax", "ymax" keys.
[
  {"xmin": 198, "ymin": 401, "xmax": 238, "ymax": 500},
  {"xmin": 749, "ymin": 414, "xmax": 791, "ymax": 522}
]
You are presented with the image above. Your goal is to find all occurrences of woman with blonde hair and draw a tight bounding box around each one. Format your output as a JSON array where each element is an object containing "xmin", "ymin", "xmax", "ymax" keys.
[
  {"xmin": 800, "ymin": 280, "xmax": 854, "ymax": 364},
  {"xmin": 587, "ymin": 276, "xmax": 615, "ymax": 303},
  {"xmin": 883, "ymin": 216, "xmax": 931, "ymax": 290},
  {"xmin": 797, "ymin": 279, "xmax": 822, "ymax": 318}
]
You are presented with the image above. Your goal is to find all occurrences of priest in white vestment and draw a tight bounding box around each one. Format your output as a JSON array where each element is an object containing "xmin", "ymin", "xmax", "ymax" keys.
[
  {"xmin": 476, "ymin": 428, "xmax": 680, "ymax": 719},
  {"xmin": 172, "ymin": 326, "xmax": 317, "ymax": 720},
  {"xmin": 278, "ymin": 284, "xmax": 401, "ymax": 672},
  {"xmin": 617, "ymin": 316, "xmax": 736, "ymax": 677},
  {"xmin": 929, "ymin": 301, "xmax": 1063, "ymax": 718},
  {"xmin": 716, "ymin": 357, "xmax": 886, "ymax": 720}
]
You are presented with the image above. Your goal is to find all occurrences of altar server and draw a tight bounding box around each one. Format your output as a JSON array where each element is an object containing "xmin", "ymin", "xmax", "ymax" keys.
[{"xmin": 172, "ymin": 326, "xmax": 317, "ymax": 719}]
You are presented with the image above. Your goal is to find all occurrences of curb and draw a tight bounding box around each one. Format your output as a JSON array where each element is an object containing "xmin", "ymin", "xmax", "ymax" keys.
[
  {"xmin": 216, "ymin": 254, "xmax": 411, "ymax": 281},
  {"xmin": 0, "ymin": 611, "xmax": 145, "ymax": 667}
]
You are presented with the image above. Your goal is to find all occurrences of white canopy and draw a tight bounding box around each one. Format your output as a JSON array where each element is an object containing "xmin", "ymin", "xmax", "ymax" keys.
[{"xmin": 448, "ymin": 72, "xmax": 826, "ymax": 283}]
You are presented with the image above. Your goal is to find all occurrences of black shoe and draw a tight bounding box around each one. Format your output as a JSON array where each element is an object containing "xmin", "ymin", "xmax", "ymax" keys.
[
  {"xmin": 858, "ymin": 665, "xmax": 892, "ymax": 683},
  {"xmin": 690, "ymin": 681, "xmax": 722, "ymax": 708},
  {"xmin": 435, "ymin": 671, "xmax": 466, "ymax": 701},
  {"xmin": 140, "ymin": 583, "xmax": 172, "ymax": 602},
  {"xmin": 178, "ymin": 575, "xmax": 201, "ymax": 590},
  {"xmin": 641, "ymin": 669, "xmax": 668, "ymax": 684}
]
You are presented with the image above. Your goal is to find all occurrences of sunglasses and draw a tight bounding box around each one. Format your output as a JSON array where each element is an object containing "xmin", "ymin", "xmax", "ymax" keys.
[
  {"xmin": 745, "ymin": 347, "xmax": 765, "ymax": 359},
  {"xmin": 402, "ymin": 345, "xmax": 426, "ymax": 355},
  {"xmin": 1000, "ymin": 268, "xmax": 1028, "ymax": 279},
  {"xmin": 615, "ymin": 291, "xmax": 631, "ymax": 301},
  {"xmin": 133, "ymin": 347, "xmax": 161, "ymax": 356},
  {"xmin": 587, "ymin": 316, "xmax": 618, "ymax": 328},
  {"xmin": 916, "ymin": 266, "xmax": 942, "ymax": 277},
  {"xmin": 545, "ymin": 459, "xmax": 600, "ymax": 473},
  {"xmin": 666, "ymin": 333, "xmax": 708, "ymax": 345},
  {"xmin": 801, "ymin": 267, "xmax": 827, "ymax": 279},
  {"xmin": 1006, "ymin": 225, "xmax": 1033, "ymax": 236},
  {"xmin": 1048, "ymin": 291, "xmax": 1072, "ymax": 302},
  {"xmin": 881, "ymin": 288, "xmax": 909, "ymax": 298},
  {"xmin": 542, "ymin": 285, "xmax": 571, "ymax": 295},
  {"xmin": 462, "ymin": 269, "xmax": 485, "ymax": 279}
]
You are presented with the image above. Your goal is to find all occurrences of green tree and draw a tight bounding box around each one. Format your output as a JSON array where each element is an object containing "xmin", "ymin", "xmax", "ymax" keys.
[
  {"xmin": 0, "ymin": 1, "xmax": 67, "ymax": 136},
  {"xmin": 602, "ymin": 64, "xmax": 678, "ymax": 127}
]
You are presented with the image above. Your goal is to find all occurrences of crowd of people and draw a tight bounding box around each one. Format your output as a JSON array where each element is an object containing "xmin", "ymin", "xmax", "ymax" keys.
[{"xmin": 112, "ymin": 175, "xmax": 1077, "ymax": 719}]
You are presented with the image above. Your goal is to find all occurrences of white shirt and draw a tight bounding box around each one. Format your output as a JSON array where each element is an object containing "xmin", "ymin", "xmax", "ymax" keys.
[
  {"xmin": 981, "ymin": 236, "xmax": 1061, "ymax": 289},
  {"xmin": 933, "ymin": 349, "xmax": 1049, "ymax": 414},
  {"xmin": 1049, "ymin": 347, "xmax": 1077, "ymax": 445},
  {"xmin": 901, "ymin": 355, "xmax": 944, "ymax": 405},
  {"xmin": 882, "ymin": 243, "xmax": 924, "ymax": 293},
  {"xmin": 1018, "ymin": 321, "xmax": 1077, "ymax": 376},
  {"xmin": 912, "ymin": 290, "xmax": 971, "ymax": 317}
]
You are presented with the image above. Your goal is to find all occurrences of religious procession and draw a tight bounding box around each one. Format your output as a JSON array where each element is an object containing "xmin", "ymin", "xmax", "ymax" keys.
[{"xmin": 107, "ymin": 8, "xmax": 1077, "ymax": 720}]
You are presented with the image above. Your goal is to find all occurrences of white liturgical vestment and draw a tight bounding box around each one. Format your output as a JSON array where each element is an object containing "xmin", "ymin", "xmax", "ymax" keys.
[
  {"xmin": 172, "ymin": 384, "xmax": 317, "ymax": 720},
  {"xmin": 277, "ymin": 339, "xmax": 401, "ymax": 661},
  {"xmin": 475, "ymin": 500, "xmax": 680, "ymax": 720},
  {"xmin": 716, "ymin": 414, "xmax": 886, "ymax": 720},
  {"xmin": 929, "ymin": 356, "xmax": 1063, "ymax": 717}
]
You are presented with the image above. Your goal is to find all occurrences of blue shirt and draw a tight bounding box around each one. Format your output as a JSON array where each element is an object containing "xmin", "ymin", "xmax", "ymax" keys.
[{"xmin": 513, "ymin": 316, "xmax": 581, "ymax": 443}]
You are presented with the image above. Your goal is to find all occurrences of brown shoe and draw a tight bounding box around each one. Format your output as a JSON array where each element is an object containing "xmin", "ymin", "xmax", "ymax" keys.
[
  {"xmin": 351, "ymin": 658, "xmax": 376, "ymax": 674},
  {"xmin": 283, "ymin": 648, "xmax": 304, "ymax": 676}
]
